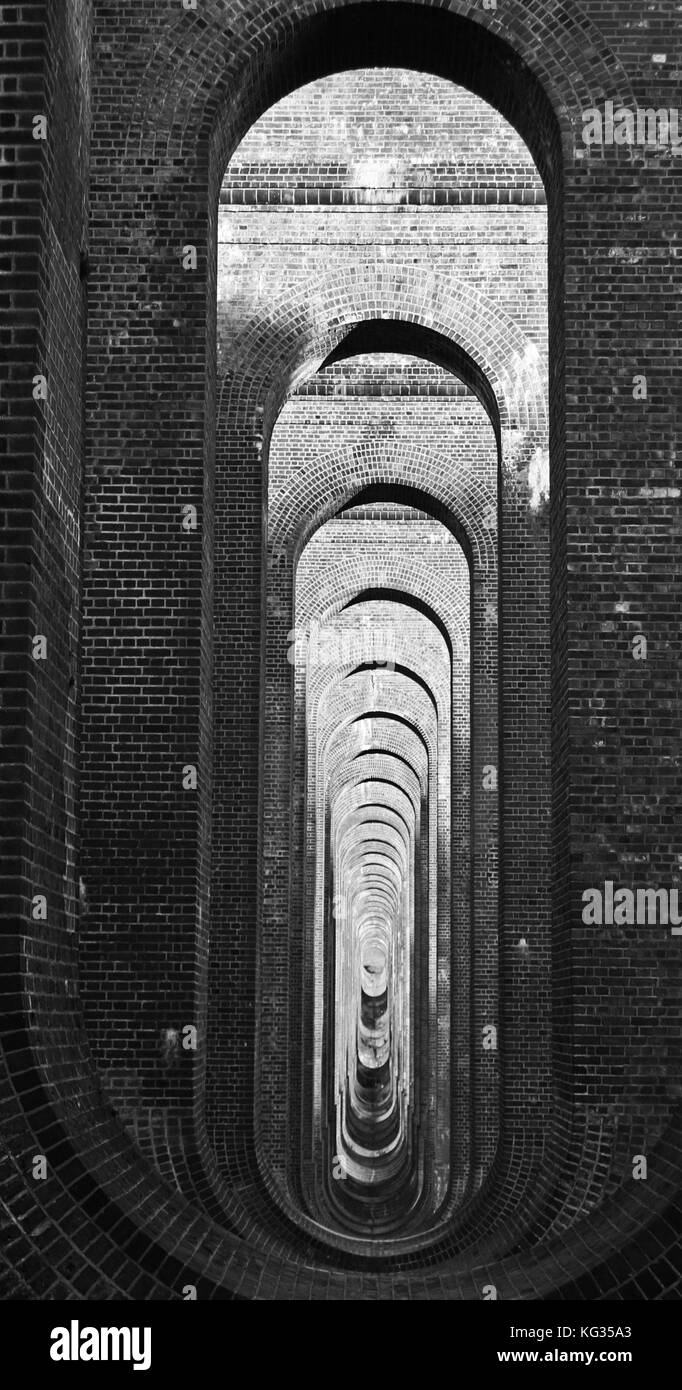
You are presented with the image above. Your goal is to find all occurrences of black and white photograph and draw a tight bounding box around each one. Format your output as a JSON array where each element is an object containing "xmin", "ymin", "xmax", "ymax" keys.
[{"xmin": 1, "ymin": 0, "xmax": 681, "ymax": 1360}]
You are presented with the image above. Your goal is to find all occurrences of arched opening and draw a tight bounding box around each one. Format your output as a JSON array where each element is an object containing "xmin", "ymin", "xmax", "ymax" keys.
[{"xmin": 205, "ymin": 42, "xmax": 555, "ymax": 1255}]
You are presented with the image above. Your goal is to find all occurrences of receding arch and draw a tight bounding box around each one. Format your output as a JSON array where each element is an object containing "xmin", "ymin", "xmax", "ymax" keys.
[
  {"xmin": 102, "ymin": 0, "xmax": 562, "ymax": 1274},
  {"xmin": 344, "ymin": 590, "xmax": 456, "ymax": 661},
  {"xmin": 323, "ymin": 320, "xmax": 501, "ymax": 443},
  {"xmin": 125, "ymin": 0, "xmax": 631, "ymax": 179}
]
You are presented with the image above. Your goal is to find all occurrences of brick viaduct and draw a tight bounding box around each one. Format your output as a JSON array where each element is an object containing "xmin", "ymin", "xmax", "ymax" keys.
[{"xmin": 1, "ymin": 0, "xmax": 680, "ymax": 1299}]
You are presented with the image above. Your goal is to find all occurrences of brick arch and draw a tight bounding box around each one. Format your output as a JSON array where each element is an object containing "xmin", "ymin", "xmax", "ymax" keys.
[
  {"xmin": 323, "ymin": 762, "xmax": 425, "ymax": 1221},
  {"xmin": 220, "ymin": 264, "xmax": 547, "ymax": 437},
  {"xmin": 324, "ymin": 320, "xmax": 502, "ymax": 441},
  {"xmin": 205, "ymin": 48, "xmax": 552, "ymax": 1231},
  {"xmin": 293, "ymin": 640, "xmax": 452, "ymax": 1215},
  {"xmin": 330, "ymin": 721, "xmax": 429, "ymax": 795},
  {"xmin": 83, "ymin": 0, "xmax": 590, "ymax": 1225},
  {"xmin": 297, "ymin": 559, "xmax": 470, "ymax": 654},
  {"xmin": 256, "ymin": 643, "xmax": 454, "ymax": 1251},
  {"xmin": 252, "ymin": 407, "xmax": 506, "ymax": 1225},
  {"xmin": 81, "ymin": 0, "xmax": 561, "ymax": 1279},
  {"xmin": 295, "ymin": 578, "xmax": 488, "ymax": 1230},
  {"xmin": 123, "ymin": 0, "xmax": 632, "ymax": 178},
  {"xmin": 265, "ymin": 519, "xmax": 495, "ymax": 1242},
  {"xmin": 269, "ymin": 438, "xmax": 497, "ymax": 573},
  {"xmin": 203, "ymin": 53, "xmax": 554, "ymax": 1255}
]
